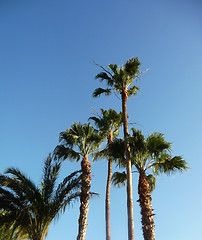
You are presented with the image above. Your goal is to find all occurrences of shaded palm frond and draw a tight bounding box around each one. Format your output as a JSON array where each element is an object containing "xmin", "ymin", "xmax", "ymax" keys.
[
  {"xmin": 95, "ymin": 72, "xmax": 114, "ymax": 86},
  {"xmin": 147, "ymin": 132, "xmax": 171, "ymax": 157},
  {"xmin": 146, "ymin": 174, "xmax": 156, "ymax": 192},
  {"xmin": 0, "ymin": 155, "xmax": 82, "ymax": 240},
  {"xmin": 112, "ymin": 171, "xmax": 127, "ymax": 187},
  {"xmin": 92, "ymin": 87, "xmax": 111, "ymax": 97},
  {"xmin": 54, "ymin": 145, "xmax": 80, "ymax": 162},
  {"xmin": 124, "ymin": 57, "xmax": 141, "ymax": 76}
]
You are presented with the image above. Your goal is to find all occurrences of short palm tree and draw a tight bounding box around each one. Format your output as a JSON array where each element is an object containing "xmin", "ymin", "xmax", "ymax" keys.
[
  {"xmin": 0, "ymin": 155, "xmax": 81, "ymax": 240},
  {"xmin": 93, "ymin": 58, "xmax": 145, "ymax": 240},
  {"xmin": 89, "ymin": 108, "xmax": 122, "ymax": 240},
  {"xmin": 111, "ymin": 129, "xmax": 188, "ymax": 240},
  {"xmin": 54, "ymin": 122, "xmax": 103, "ymax": 240}
]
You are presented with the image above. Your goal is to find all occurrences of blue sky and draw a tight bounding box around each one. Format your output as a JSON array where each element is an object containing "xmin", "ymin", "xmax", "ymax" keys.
[{"xmin": 0, "ymin": 0, "xmax": 202, "ymax": 239}]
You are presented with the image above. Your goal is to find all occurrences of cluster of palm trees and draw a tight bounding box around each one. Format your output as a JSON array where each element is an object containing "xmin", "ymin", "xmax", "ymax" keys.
[{"xmin": 0, "ymin": 58, "xmax": 188, "ymax": 240}]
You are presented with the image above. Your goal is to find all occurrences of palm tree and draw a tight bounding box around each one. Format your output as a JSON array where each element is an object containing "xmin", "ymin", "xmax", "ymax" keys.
[
  {"xmin": 0, "ymin": 155, "xmax": 81, "ymax": 240},
  {"xmin": 93, "ymin": 58, "xmax": 145, "ymax": 240},
  {"xmin": 111, "ymin": 128, "xmax": 188, "ymax": 240},
  {"xmin": 54, "ymin": 122, "xmax": 103, "ymax": 240},
  {"xmin": 89, "ymin": 108, "xmax": 122, "ymax": 240}
]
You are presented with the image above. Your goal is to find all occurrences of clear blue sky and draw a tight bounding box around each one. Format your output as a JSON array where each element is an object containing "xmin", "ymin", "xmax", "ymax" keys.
[{"xmin": 0, "ymin": 0, "xmax": 202, "ymax": 239}]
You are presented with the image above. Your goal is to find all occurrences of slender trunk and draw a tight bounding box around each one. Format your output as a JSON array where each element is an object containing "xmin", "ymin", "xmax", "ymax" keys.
[
  {"xmin": 77, "ymin": 155, "xmax": 91, "ymax": 240},
  {"xmin": 121, "ymin": 89, "xmax": 134, "ymax": 240},
  {"xmin": 105, "ymin": 132, "xmax": 113, "ymax": 240},
  {"xmin": 138, "ymin": 171, "xmax": 155, "ymax": 240}
]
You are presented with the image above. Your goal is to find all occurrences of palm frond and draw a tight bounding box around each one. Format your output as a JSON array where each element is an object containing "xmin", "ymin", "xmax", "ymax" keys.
[
  {"xmin": 54, "ymin": 145, "xmax": 80, "ymax": 162},
  {"xmin": 146, "ymin": 174, "xmax": 156, "ymax": 192},
  {"xmin": 42, "ymin": 155, "xmax": 61, "ymax": 203},
  {"xmin": 92, "ymin": 88, "xmax": 111, "ymax": 97},
  {"xmin": 124, "ymin": 58, "xmax": 141, "ymax": 76},
  {"xmin": 95, "ymin": 72, "xmax": 114, "ymax": 86},
  {"xmin": 153, "ymin": 155, "xmax": 189, "ymax": 175},
  {"xmin": 147, "ymin": 132, "xmax": 171, "ymax": 156},
  {"xmin": 112, "ymin": 171, "xmax": 127, "ymax": 187},
  {"xmin": 127, "ymin": 85, "xmax": 140, "ymax": 96},
  {"xmin": 108, "ymin": 64, "xmax": 118, "ymax": 74},
  {"xmin": 0, "ymin": 155, "xmax": 82, "ymax": 240}
]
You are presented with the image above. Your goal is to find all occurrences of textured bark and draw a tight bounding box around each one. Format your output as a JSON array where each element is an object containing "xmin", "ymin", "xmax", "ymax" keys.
[
  {"xmin": 121, "ymin": 89, "xmax": 134, "ymax": 240},
  {"xmin": 138, "ymin": 171, "xmax": 155, "ymax": 240},
  {"xmin": 105, "ymin": 131, "xmax": 113, "ymax": 240},
  {"xmin": 77, "ymin": 155, "xmax": 91, "ymax": 240}
]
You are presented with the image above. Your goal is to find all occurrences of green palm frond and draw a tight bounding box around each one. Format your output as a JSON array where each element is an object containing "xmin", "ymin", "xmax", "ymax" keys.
[
  {"xmin": 127, "ymin": 85, "xmax": 140, "ymax": 96},
  {"xmin": 54, "ymin": 145, "xmax": 80, "ymax": 162},
  {"xmin": 108, "ymin": 64, "xmax": 118, "ymax": 74},
  {"xmin": 146, "ymin": 174, "xmax": 156, "ymax": 192},
  {"xmin": 42, "ymin": 154, "xmax": 61, "ymax": 203},
  {"xmin": 92, "ymin": 87, "xmax": 111, "ymax": 97},
  {"xmin": 55, "ymin": 122, "xmax": 103, "ymax": 159},
  {"xmin": 124, "ymin": 57, "xmax": 140, "ymax": 76},
  {"xmin": 147, "ymin": 132, "xmax": 171, "ymax": 156},
  {"xmin": 112, "ymin": 171, "xmax": 127, "ymax": 187},
  {"xmin": 130, "ymin": 128, "xmax": 146, "ymax": 154},
  {"xmin": 0, "ymin": 155, "xmax": 82, "ymax": 240},
  {"xmin": 108, "ymin": 138, "xmax": 125, "ymax": 165},
  {"xmin": 89, "ymin": 108, "xmax": 122, "ymax": 138},
  {"xmin": 95, "ymin": 72, "xmax": 114, "ymax": 86},
  {"xmin": 153, "ymin": 155, "xmax": 188, "ymax": 175}
]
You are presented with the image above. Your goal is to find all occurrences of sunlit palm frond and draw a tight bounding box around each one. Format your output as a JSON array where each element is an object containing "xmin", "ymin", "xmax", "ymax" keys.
[
  {"xmin": 153, "ymin": 155, "xmax": 188, "ymax": 175},
  {"xmin": 127, "ymin": 85, "xmax": 140, "ymax": 96}
]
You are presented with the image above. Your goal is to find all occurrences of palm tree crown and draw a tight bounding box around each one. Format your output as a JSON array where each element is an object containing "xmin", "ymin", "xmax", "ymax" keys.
[
  {"xmin": 93, "ymin": 58, "xmax": 141, "ymax": 98},
  {"xmin": 55, "ymin": 122, "xmax": 102, "ymax": 161},
  {"xmin": 89, "ymin": 108, "xmax": 122, "ymax": 141},
  {"xmin": 0, "ymin": 155, "xmax": 81, "ymax": 240}
]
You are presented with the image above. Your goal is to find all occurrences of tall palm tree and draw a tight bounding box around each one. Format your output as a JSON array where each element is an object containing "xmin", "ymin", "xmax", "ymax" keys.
[
  {"xmin": 54, "ymin": 122, "xmax": 103, "ymax": 240},
  {"xmin": 93, "ymin": 58, "xmax": 145, "ymax": 240},
  {"xmin": 111, "ymin": 128, "xmax": 188, "ymax": 240},
  {"xmin": 0, "ymin": 155, "xmax": 81, "ymax": 240},
  {"xmin": 89, "ymin": 108, "xmax": 122, "ymax": 240}
]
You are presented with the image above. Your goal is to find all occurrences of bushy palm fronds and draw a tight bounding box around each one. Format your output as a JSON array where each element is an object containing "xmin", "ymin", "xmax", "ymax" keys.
[
  {"xmin": 93, "ymin": 58, "xmax": 142, "ymax": 98},
  {"xmin": 0, "ymin": 155, "xmax": 81, "ymax": 240},
  {"xmin": 55, "ymin": 122, "xmax": 103, "ymax": 161},
  {"xmin": 110, "ymin": 128, "xmax": 188, "ymax": 190}
]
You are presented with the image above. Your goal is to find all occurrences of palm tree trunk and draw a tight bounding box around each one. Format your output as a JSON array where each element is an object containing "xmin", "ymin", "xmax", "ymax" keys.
[
  {"xmin": 105, "ymin": 132, "xmax": 113, "ymax": 240},
  {"xmin": 77, "ymin": 155, "xmax": 91, "ymax": 240},
  {"xmin": 138, "ymin": 171, "xmax": 155, "ymax": 240},
  {"xmin": 121, "ymin": 89, "xmax": 134, "ymax": 240}
]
